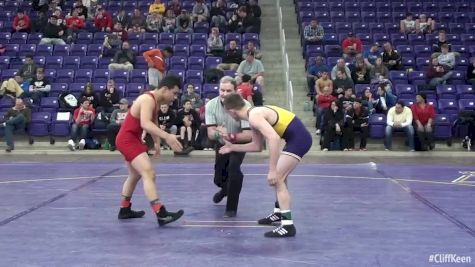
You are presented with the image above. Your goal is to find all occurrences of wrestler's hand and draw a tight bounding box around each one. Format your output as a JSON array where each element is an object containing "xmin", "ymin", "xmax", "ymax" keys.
[
  {"xmin": 141, "ymin": 130, "xmax": 147, "ymax": 144},
  {"xmin": 218, "ymin": 140, "xmax": 232, "ymax": 154},
  {"xmin": 267, "ymin": 171, "xmax": 278, "ymax": 186},
  {"xmin": 153, "ymin": 143, "xmax": 161, "ymax": 158},
  {"xmin": 216, "ymin": 125, "xmax": 228, "ymax": 136},
  {"xmin": 165, "ymin": 133, "xmax": 183, "ymax": 152}
]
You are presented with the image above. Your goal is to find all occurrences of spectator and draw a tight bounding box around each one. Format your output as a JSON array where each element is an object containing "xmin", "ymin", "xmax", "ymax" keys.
[
  {"xmin": 351, "ymin": 58, "xmax": 371, "ymax": 84},
  {"xmin": 94, "ymin": 7, "xmax": 113, "ymax": 32},
  {"xmin": 162, "ymin": 9, "xmax": 176, "ymax": 33},
  {"xmin": 330, "ymin": 58, "xmax": 351, "ymax": 80},
  {"xmin": 385, "ymin": 101, "xmax": 414, "ymax": 151},
  {"xmin": 145, "ymin": 11, "xmax": 164, "ymax": 33},
  {"xmin": 316, "ymin": 86, "xmax": 336, "ymax": 134},
  {"xmin": 32, "ymin": 11, "xmax": 48, "ymax": 33},
  {"xmin": 322, "ymin": 100, "xmax": 343, "ymax": 151},
  {"xmin": 39, "ymin": 15, "xmax": 66, "ymax": 45},
  {"xmin": 143, "ymin": 46, "xmax": 173, "ymax": 87},
  {"xmin": 168, "ymin": 0, "xmax": 182, "ymax": 17},
  {"xmin": 207, "ymin": 27, "xmax": 224, "ymax": 56},
  {"xmin": 342, "ymin": 99, "xmax": 370, "ymax": 151},
  {"xmin": 436, "ymin": 44, "xmax": 457, "ymax": 70},
  {"xmin": 0, "ymin": 75, "xmax": 25, "ymax": 98},
  {"xmin": 307, "ymin": 56, "xmax": 330, "ymax": 95},
  {"xmin": 103, "ymin": 21, "xmax": 128, "ymax": 57},
  {"xmin": 18, "ymin": 55, "xmax": 38, "ymax": 82},
  {"xmin": 427, "ymin": 57, "xmax": 453, "ymax": 87},
  {"xmin": 362, "ymin": 88, "xmax": 377, "ymax": 114},
  {"xmin": 181, "ymin": 83, "xmax": 204, "ymax": 110},
  {"xmin": 27, "ymin": 70, "xmax": 51, "ymax": 104},
  {"xmin": 192, "ymin": 0, "xmax": 209, "ymax": 23},
  {"xmin": 342, "ymin": 32, "xmax": 363, "ymax": 58},
  {"xmin": 51, "ymin": 7, "xmax": 66, "ymax": 27},
  {"xmin": 129, "ymin": 8, "xmax": 146, "ymax": 33},
  {"xmin": 467, "ymin": 57, "xmax": 475, "ymax": 86},
  {"xmin": 175, "ymin": 9, "xmax": 193, "ymax": 33},
  {"xmin": 303, "ymin": 18, "xmax": 324, "ymax": 47},
  {"xmin": 315, "ymin": 71, "xmax": 332, "ymax": 96},
  {"xmin": 210, "ymin": 0, "xmax": 227, "ymax": 28},
  {"xmin": 411, "ymin": 93, "xmax": 436, "ymax": 151},
  {"xmin": 400, "ymin": 13, "xmax": 416, "ymax": 34},
  {"xmin": 416, "ymin": 14, "xmax": 435, "ymax": 35},
  {"xmin": 363, "ymin": 43, "xmax": 381, "ymax": 68},
  {"xmin": 149, "ymin": 0, "xmax": 166, "ymax": 15},
  {"xmin": 0, "ymin": 98, "xmax": 31, "ymax": 152},
  {"xmin": 113, "ymin": 9, "xmax": 130, "ymax": 31},
  {"xmin": 108, "ymin": 41, "xmax": 136, "ymax": 71},
  {"xmin": 236, "ymin": 74, "xmax": 254, "ymax": 106},
  {"xmin": 375, "ymin": 85, "xmax": 397, "ymax": 114},
  {"xmin": 382, "ymin": 42, "xmax": 403, "ymax": 70},
  {"xmin": 242, "ymin": 41, "xmax": 262, "ymax": 60},
  {"xmin": 68, "ymin": 99, "xmax": 96, "ymax": 151},
  {"xmin": 98, "ymin": 79, "xmax": 120, "ymax": 113},
  {"xmin": 338, "ymin": 88, "xmax": 356, "ymax": 111},
  {"xmin": 80, "ymin": 82, "xmax": 99, "ymax": 108},
  {"xmin": 217, "ymin": 40, "xmax": 242, "ymax": 71},
  {"xmin": 106, "ymin": 98, "xmax": 129, "ymax": 151},
  {"xmin": 236, "ymin": 51, "xmax": 265, "ymax": 88},
  {"xmin": 432, "ymin": 30, "xmax": 451, "ymax": 54},
  {"xmin": 332, "ymin": 70, "xmax": 354, "ymax": 97},
  {"xmin": 72, "ymin": 0, "xmax": 88, "ymax": 19},
  {"xmin": 157, "ymin": 103, "xmax": 178, "ymax": 149},
  {"xmin": 12, "ymin": 10, "xmax": 31, "ymax": 33},
  {"xmin": 65, "ymin": 8, "xmax": 86, "ymax": 42},
  {"xmin": 176, "ymin": 99, "xmax": 200, "ymax": 149},
  {"xmin": 228, "ymin": 6, "xmax": 259, "ymax": 34},
  {"xmin": 247, "ymin": 0, "xmax": 262, "ymax": 18},
  {"xmin": 369, "ymin": 57, "xmax": 389, "ymax": 80}
]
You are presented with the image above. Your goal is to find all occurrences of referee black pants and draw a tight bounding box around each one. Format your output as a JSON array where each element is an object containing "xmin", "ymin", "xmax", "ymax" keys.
[{"xmin": 214, "ymin": 146, "xmax": 246, "ymax": 212}]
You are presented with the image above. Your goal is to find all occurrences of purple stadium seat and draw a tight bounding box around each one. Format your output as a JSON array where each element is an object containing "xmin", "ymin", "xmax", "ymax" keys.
[
  {"xmin": 143, "ymin": 33, "xmax": 159, "ymax": 44},
  {"xmin": 436, "ymin": 85, "xmax": 457, "ymax": 99},
  {"xmin": 408, "ymin": 71, "xmax": 426, "ymax": 83},
  {"xmin": 1, "ymin": 68, "xmax": 18, "ymax": 80},
  {"xmin": 461, "ymin": 34, "xmax": 475, "ymax": 46},
  {"xmin": 69, "ymin": 83, "xmax": 86, "ymax": 94},
  {"xmin": 324, "ymin": 45, "xmax": 342, "ymax": 57},
  {"xmin": 81, "ymin": 56, "xmax": 98, "ymax": 69},
  {"xmin": 159, "ymin": 33, "xmax": 174, "ymax": 45},
  {"xmin": 433, "ymin": 114, "xmax": 452, "ymax": 141},
  {"xmin": 188, "ymin": 57, "xmax": 204, "ymax": 70},
  {"xmin": 306, "ymin": 45, "xmax": 324, "ymax": 57},
  {"xmin": 11, "ymin": 32, "xmax": 28, "ymax": 44},
  {"xmin": 139, "ymin": 44, "xmax": 156, "ymax": 54},
  {"xmin": 98, "ymin": 58, "xmax": 113, "ymax": 69},
  {"xmin": 0, "ymin": 56, "xmax": 10, "ymax": 70},
  {"xmin": 175, "ymin": 33, "xmax": 191, "ymax": 45},
  {"xmin": 27, "ymin": 33, "xmax": 43, "ymax": 44},
  {"xmin": 173, "ymin": 44, "xmax": 189, "ymax": 57},
  {"xmin": 192, "ymin": 33, "xmax": 207, "ymax": 45},
  {"xmin": 414, "ymin": 45, "xmax": 432, "ymax": 58},
  {"xmin": 43, "ymin": 69, "xmax": 56, "ymax": 81},
  {"xmin": 170, "ymin": 56, "xmax": 187, "ymax": 70},
  {"xmin": 19, "ymin": 44, "xmax": 36, "ymax": 57},
  {"xmin": 243, "ymin": 33, "xmax": 260, "ymax": 46},
  {"xmin": 92, "ymin": 83, "xmax": 106, "ymax": 92},
  {"xmin": 135, "ymin": 56, "xmax": 147, "ymax": 69},
  {"xmin": 93, "ymin": 69, "xmax": 110, "ymax": 83},
  {"xmin": 110, "ymin": 70, "xmax": 129, "ymax": 84},
  {"xmin": 330, "ymin": 11, "xmax": 345, "ymax": 23},
  {"xmin": 93, "ymin": 32, "xmax": 108, "ymax": 44},
  {"xmin": 193, "ymin": 21, "xmax": 209, "ymax": 33},
  {"xmin": 51, "ymin": 112, "xmax": 72, "ymax": 138},
  {"xmin": 55, "ymin": 69, "xmax": 75, "ymax": 83},
  {"xmin": 361, "ymin": 11, "xmax": 377, "ymax": 23},
  {"xmin": 202, "ymin": 83, "xmax": 219, "ymax": 98},
  {"xmin": 451, "ymin": 71, "xmax": 466, "ymax": 83},
  {"xmin": 167, "ymin": 69, "xmax": 185, "ymax": 83},
  {"xmin": 185, "ymin": 70, "xmax": 203, "ymax": 84},
  {"xmin": 225, "ymin": 33, "xmax": 242, "ymax": 45},
  {"xmin": 390, "ymin": 33, "xmax": 407, "ymax": 46},
  {"xmin": 190, "ymin": 45, "xmax": 206, "ymax": 57},
  {"xmin": 457, "ymin": 85, "xmax": 475, "ymax": 99},
  {"xmin": 40, "ymin": 97, "xmax": 59, "ymax": 113},
  {"xmin": 87, "ymin": 44, "xmax": 103, "ymax": 56},
  {"xmin": 28, "ymin": 112, "xmax": 52, "ymax": 137},
  {"xmin": 0, "ymin": 32, "xmax": 10, "ymax": 44},
  {"xmin": 369, "ymin": 113, "xmax": 386, "ymax": 139},
  {"xmin": 53, "ymin": 45, "xmax": 70, "ymax": 56},
  {"xmin": 4, "ymin": 44, "xmax": 19, "ymax": 57},
  {"xmin": 0, "ymin": 96, "xmax": 14, "ymax": 110},
  {"xmin": 458, "ymin": 99, "xmax": 475, "ymax": 112},
  {"xmin": 395, "ymin": 84, "xmax": 417, "ymax": 98},
  {"xmin": 408, "ymin": 34, "xmax": 426, "ymax": 46},
  {"xmin": 63, "ymin": 56, "xmax": 80, "ymax": 69},
  {"xmin": 74, "ymin": 69, "xmax": 93, "ymax": 83},
  {"xmin": 33, "ymin": 56, "xmax": 45, "ymax": 66},
  {"xmin": 127, "ymin": 32, "xmax": 141, "ymax": 45},
  {"xmin": 438, "ymin": 99, "xmax": 459, "ymax": 114},
  {"xmin": 70, "ymin": 44, "xmax": 87, "ymax": 56},
  {"xmin": 76, "ymin": 32, "xmax": 93, "ymax": 44},
  {"xmin": 129, "ymin": 70, "xmax": 147, "ymax": 84},
  {"xmin": 354, "ymin": 84, "xmax": 371, "ymax": 97},
  {"xmin": 125, "ymin": 83, "xmax": 145, "ymax": 97},
  {"xmin": 50, "ymin": 83, "xmax": 68, "ymax": 97},
  {"xmin": 402, "ymin": 57, "xmax": 415, "ymax": 68},
  {"xmin": 205, "ymin": 57, "xmax": 222, "ymax": 69},
  {"xmin": 389, "ymin": 71, "xmax": 408, "ymax": 83}
]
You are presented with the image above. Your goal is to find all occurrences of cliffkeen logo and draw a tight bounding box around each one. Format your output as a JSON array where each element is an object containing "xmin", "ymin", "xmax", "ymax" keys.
[{"xmin": 452, "ymin": 171, "xmax": 475, "ymax": 183}]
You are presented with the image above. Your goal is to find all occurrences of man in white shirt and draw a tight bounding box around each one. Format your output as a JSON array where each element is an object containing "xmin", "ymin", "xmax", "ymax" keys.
[
  {"xmin": 437, "ymin": 44, "xmax": 457, "ymax": 70},
  {"xmin": 385, "ymin": 100, "xmax": 414, "ymax": 151}
]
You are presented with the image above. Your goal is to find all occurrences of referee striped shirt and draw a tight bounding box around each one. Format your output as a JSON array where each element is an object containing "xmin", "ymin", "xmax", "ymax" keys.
[{"xmin": 205, "ymin": 96, "xmax": 250, "ymax": 133}]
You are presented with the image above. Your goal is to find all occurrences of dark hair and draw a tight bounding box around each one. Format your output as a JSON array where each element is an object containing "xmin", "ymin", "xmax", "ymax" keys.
[
  {"xmin": 158, "ymin": 74, "xmax": 182, "ymax": 90},
  {"xmin": 163, "ymin": 46, "xmax": 173, "ymax": 54},
  {"xmin": 223, "ymin": 93, "xmax": 246, "ymax": 110},
  {"xmin": 396, "ymin": 100, "xmax": 405, "ymax": 107},
  {"xmin": 183, "ymin": 99, "xmax": 192, "ymax": 105},
  {"xmin": 242, "ymin": 74, "xmax": 251, "ymax": 83},
  {"xmin": 25, "ymin": 54, "xmax": 34, "ymax": 59}
]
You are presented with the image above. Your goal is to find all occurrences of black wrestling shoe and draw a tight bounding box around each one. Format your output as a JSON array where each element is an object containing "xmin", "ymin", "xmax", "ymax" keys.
[
  {"xmin": 118, "ymin": 204, "xmax": 145, "ymax": 219},
  {"xmin": 257, "ymin": 212, "xmax": 281, "ymax": 225},
  {"xmin": 156, "ymin": 206, "xmax": 184, "ymax": 226},
  {"xmin": 212, "ymin": 188, "xmax": 227, "ymax": 204},
  {"xmin": 223, "ymin": 210, "xmax": 237, "ymax": 218},
  {"xmin": 264, "ymin": 224, "xmax": 296, "ymax": 238}
]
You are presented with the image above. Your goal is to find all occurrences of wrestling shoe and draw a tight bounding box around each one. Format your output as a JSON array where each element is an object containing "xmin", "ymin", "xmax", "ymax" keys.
[
  {"xmin": 157, "ymin": 206, "xmax": 184, "ymax": 226},
  {"xmin": 264, "ymin": 224, "xmax": 296, "ymax": 238},
  {"xmin": 118, "ymin": 203, "xmax": 145, "ymax": 219},
  {"xmin": 257, "ymin": 212, "xmax": 281, "ymax": 225}
]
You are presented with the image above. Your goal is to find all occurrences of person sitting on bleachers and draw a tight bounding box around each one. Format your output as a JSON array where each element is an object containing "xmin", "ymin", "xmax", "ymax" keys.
[
  {"xmin": 175, "ymin": 9, "xmax": 193, "ymax": 33},
  {"xmin": 12, "ymin": 9, "xmax": 31, "ymax": 33},
  {"xmin": 411, "ymin": 93, "xmax": 436, "ymax": 151},
  {"xmin": 98, "ymin": 79, "xmax": 120, "ymax": 113},
  {"xmin": 307, "ymin": 56, "xmax": 330, "ymax": 95},
  {"xmin": 242, "ymin": 41, "xmax": 262, "ymax": 60},
  {"xmin": 168, "ymin": 0, "xmax": 182, "ymax": 17},
  {"xmin": 145, "ymin": 10, "xmax": 164, "ymax": 33},
  {"xmin": 0, "ymin": 98, "xmax": 31, "ymax": 152},
  {"xmin": 315, "ymin": 71, "xmax": 332, "ymax": 96},
  {"xmin": 128, "ymin": 8, "xmax": 145, "ymax": 33},
  {"xmin": 427, "ymin": 57, "xmax": 453, "ymax": 88},
  {"xmin": 236, "ymin": 51, "xmax": 265, "ymax": 89},
  {"xmin": 27, "ymin": 69, "xmax": 51, "ymax": 105},
  {"xmin": 216, "ymin": 40, "xmax": 242, "ymax": 71},
  {"xmin": 436, "ymin": 44, "xmax": 458, "ymax": 70},
  {"xmin": 0, "ymin": 75, "xmax": 25, "ymax": 99},
  {"xmin": 432, "ymin": 30, "xmax": 451, "ymax": 55},
  {"xmin": 149, "ymin": 0, "xmax": 166, "ymax": 16},
  {"xmin": 192, "ymin": 0, "xmax": 209, "ymax": 23},
  {"xmin": 351, "ymin": 58, "xmax": 371, "ymax": 84},
  {"xmin": 363, "ymin": 43, "xmax": 381, "ymax": 68},
  {"xmin": 375, "ymin": 85, "xmax": 397, "ymax": 114},
  {"xmin": 369, "ymin": 57, "xmax": 389, "ymax": 80},
  {"xmin": 39, "ymin": 15, "xmax": 66, "ymax": 45},
  {"xmin": 362, "ymin": 88, "xmax": 377, "ymax": 114},
  {"xmin": 342, "ymin": 99, "xmax": 370, "ymax": 151},
  {"xmin": 108, "ymin": 41, "xmax": 136, "ymax": 71},
  {"xmin": 382, "ymin": 42, "xmax": 403, "ymax": 71},
  {"xmin": 158, "ymin": 103, "xmax": 178, "ymax": 149},
  {"xmin": 247, "ymin": 0, "xmax": 262, "ymax": 19},
  {"xmin": 176, "ymin": 99, "xmax": 200, "ymax": 150},
  {"xmin": 207, "ymin": 27, "xmax": 225, "ymax": 57},
  {"xmin": 332, "ymin": 70, "xmax": 354, "ymax": 98},
  {"xmin": 51, "ymin": 7, "xmax": 66, "ymax": 26},
  {"xmin": 228, "ymin": 6, "xmax": 259, "ymax": 34},
  {"xmin": 415, "ymin": 14, "xmax": 435, "ymax": 35},
  {"xmin": 181, "ymin": 83, "xmax": 204, "ymax": 111},
  {"xmin": 18, "ymin": 55, "xmax": 38, "ymax": 82},
  {"xmin": 342, "ymin": 32, "xmax": 362, "ymax": 58},
  {"xmin": 113, "ymin": 9, "xmax": 130, "ymax": 31},
  {"xmin": 303, "ymin": 18, "xmax": 324, "ymax": 47},
  {"xmin": 210, "ymin": 0, "xmax": 227, "ymax": 29},
  {"xmin": 103, "ymin": 21, "xmax": 128, "ymax": 57},
  {"xmin": 400, "ymin": 13, "xmax": 416, "ymax": 34},
  {"xmin": 80, "ymin": 82, "xmax": 99, "ymax": 108},
  {"xmin": 94, "ymin": 6, "xmax": 113, "ymax": 32},
  {"xmin": 385, "ymin": 100, "xmax": 414, "ymax": 151},
  {"xmin": 106, "ymin": 98, "xmax": 129, "ymax": 151},
  {"xmin": 237, "ymin": 74, "xmax": 254, "ymax": 106},
  {"xmin": 467, "ymin": 58, "xmax": 475, "ymax": 86},
  {"xmin": 65, "ymin": 8, "xmax": 86, "ymax": 43},
  {"xmin": 72, "ymin": 0, "xmax": 88, "ymax": 19},
  {"xmin": 162, "ymin": 9, "xmax": 176, "ymax": 33},
  {"xmin": 330, "ymin": 58, "xmax": 351, "ymax": 80},
  {"xmin": 67, "ymin": 98, "xmax": 96, "ymax": 151}
]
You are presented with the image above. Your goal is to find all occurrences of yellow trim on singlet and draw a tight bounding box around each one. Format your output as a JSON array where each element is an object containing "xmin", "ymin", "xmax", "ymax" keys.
[{"xmin": 265, "ymin": 105, "xmax": 296, "ymax": 137}]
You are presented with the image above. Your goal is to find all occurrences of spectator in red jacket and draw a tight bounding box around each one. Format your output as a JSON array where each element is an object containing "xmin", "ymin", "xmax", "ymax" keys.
[
  {"xmin": 342, "ymin": 32, "xmax": 363, "ymax": 58},
  {"xmin": 411, "ymin": 93, "xmax": 436, "ymax": 151},
  {"xmin": 12, "ymin": 10, "xmax": 31, "ymax": 33},
  {"xmin": 66, "ymin": 9, "xmax": 85, "ymax": 42},
  {"xmin": 94, "ymin": 7, "xmax": 113, "ymax": 32},
  {"xmin": 68, "ymin": 98, "xmax": 96, "ymax": 151}
]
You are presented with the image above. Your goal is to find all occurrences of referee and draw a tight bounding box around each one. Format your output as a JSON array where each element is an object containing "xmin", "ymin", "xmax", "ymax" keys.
[{"xmin": 205, "ymin": 76, "xmax": 252, "ymax": 217}]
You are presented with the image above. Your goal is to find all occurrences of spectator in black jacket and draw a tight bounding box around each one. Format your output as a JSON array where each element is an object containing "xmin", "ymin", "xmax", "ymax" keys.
[
  {"xmin": 0, "ymin": 98, "xmax": 31, "ymax": 152},
  {"xmin": 108, "ymin": 41, "xmax": 136, "ymax": 71},
  {"xmin": 228, "ymin": 6, "xmax": 259, "ymax": 34},
  {"xmin": 217, "ymin": 40, "xmax": 242, "ymax": 71},
  {"xmin": 210, "ymin": 0, "xmax": 227, "ymax": 28},
  {"xmin": 27, "ymin": 70, "xmax": 51, "ymax": 104},
  {"xmin": 158, "ymin": 103, "xmax": 178, "ymax": 149},
  {"xmin": 176, "ymin": 100, "xmax": 200, "ymax": 149},
  {"xmin": 342, "ymin": 99, "xmax": 370, "ymax": 151},
  {"xmin": 322, "ymin": 100, "xmax": 343, "ymax": 151},
  {"xmin": 98, "ymin": 79, "xmax": 120, "ymax": 113},
  {"xmin": 18, "ymin": 55, "xmax": 38, "ymax": 82},
  {"xmin": 80, "ymin": 82, "xmax": 99, "ymax": 108},
  {"xmin": 39, "ymin": 15, "xmax": 66, "ymax": 45},
  {"xmin": 247, "ymin": 0, "xmax": 261, "ymax": 18}
]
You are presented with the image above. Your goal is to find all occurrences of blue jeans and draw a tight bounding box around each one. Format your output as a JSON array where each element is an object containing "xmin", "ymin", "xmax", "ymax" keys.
[
  {"xmin": 4, "ymin": 114, "xmax": 26, "ymax": 148},
  {"xmin": 385, "ymin": 125, "xmax": 415, "ymax": 150},
  {"xmin": 70, "ymin": 123, "xmax": 90, "ymax": 143}
]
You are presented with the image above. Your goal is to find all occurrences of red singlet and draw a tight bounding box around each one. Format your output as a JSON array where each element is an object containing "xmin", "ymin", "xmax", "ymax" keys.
[{"xmin": 116, "ymin": 92, "xmax": 158, "ymax": 162}]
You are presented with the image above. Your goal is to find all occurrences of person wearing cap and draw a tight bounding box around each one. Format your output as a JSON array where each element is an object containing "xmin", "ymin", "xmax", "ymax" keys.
[
  {"xmin": 236, "ymin": 51, "xmax": 265, "ymax": 89},
  {"xmin": 342, "ymin": 32, "xmax": 362, "ymax": 58},
  {"xmin": 12, "ymin": 9, "xmax": 31, "ymax": 33},
  {"xmin": 39, "ymin": 15, "xmax": 66, "ymax": 45},
  {"xmin": 106, "ymin": 98, "xmax": 129, "ymax": 151},
  {"xmin": 411, "ymin": 93, "xmax": 436, "ymax": 151},
  {"xmin": 363, "ymin": 43, "xmax": 382, "ymax": 68}
]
